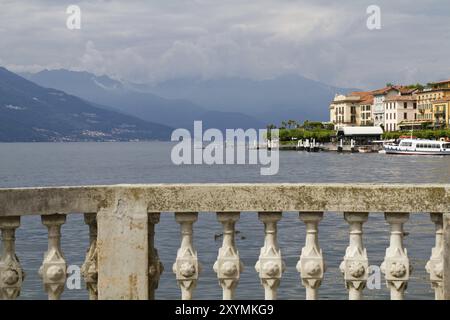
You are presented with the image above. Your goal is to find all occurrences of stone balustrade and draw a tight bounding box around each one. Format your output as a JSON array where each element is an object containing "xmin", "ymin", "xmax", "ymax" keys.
[{"xmin": 0, "ymin": 183, "xmax": 449, "ymax": 300}]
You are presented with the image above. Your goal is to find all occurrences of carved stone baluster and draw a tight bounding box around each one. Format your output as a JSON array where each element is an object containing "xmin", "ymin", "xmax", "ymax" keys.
[
  {"xmin": 173, "ymin": 212, "xmax": 201, "ymax": 300},
  {"xmin": 39, "ymin": 214, "xmax": 67, "ymax": 300},
  {"xmin": 381, "ymin": 212, "xmax": 411, "ymax": 300},
  {"xmin": 255, "ymin": 212, "xmax": 285, "ymax": 300},
  {"xmin": 297, "ymin": 212, "xmax": 325, "ymax": 300},
  {"xmin": 148, "ymin": 212, "xmax": 164, "ymax": 300},
  {"xmin": 81, "ymin": 213, "xmax": 98, "ymax": 300},
  {"xmin": 0, "ymin": 217, "xmax": 24, "ymax": 300},
  {"xmin": 213, "ymin": 212, "xmax": 243, "ymax": 300},
  {"xmin": 340, "ymin": 212, "xmax": 369, "ymax": 300},
  {"xmin": 444, "ymin": 213, "xmax": 450, "ymax": 300},
  {"xmin": 426, "ymin": 213, "xmax": 444, "ymax": 300}
]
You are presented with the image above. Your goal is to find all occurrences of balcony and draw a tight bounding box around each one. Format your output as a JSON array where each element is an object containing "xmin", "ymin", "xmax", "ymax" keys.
[{"xmin": 0, "ymin": 184, "xmax": 449, "ymax": 300}]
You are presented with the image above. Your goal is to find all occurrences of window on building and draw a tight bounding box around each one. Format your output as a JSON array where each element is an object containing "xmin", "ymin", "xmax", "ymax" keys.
[
  {"xmin": 404, "ymin": 113, "xmax": 407, "ymax": 120},
  {"xmin": 413, "ymin": 103, "xmax": 417, "ymax": 109},
  {"xmin": 404, "ymin": 102, "xmax": 407, "ymax": 108}
]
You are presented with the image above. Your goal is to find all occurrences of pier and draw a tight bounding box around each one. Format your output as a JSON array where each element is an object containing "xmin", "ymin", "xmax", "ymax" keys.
[{"xmin": 0, "ymin": 184, "xmax": 449, "ymax": 300}]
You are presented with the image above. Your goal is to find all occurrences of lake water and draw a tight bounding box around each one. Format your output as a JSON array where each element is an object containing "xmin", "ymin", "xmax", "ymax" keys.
[{"xmin": 1, "ymin": 142, "xmax": 449, "ymax": 300}]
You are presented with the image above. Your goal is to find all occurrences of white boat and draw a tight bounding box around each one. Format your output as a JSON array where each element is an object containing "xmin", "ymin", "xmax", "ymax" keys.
[
  {"xmin": 358, "ymin": 146, "xmax": 374, "ymax": 153},
  {"xmin": 384, "ymin": 138, "xmax": 450, "ymax": 155}
]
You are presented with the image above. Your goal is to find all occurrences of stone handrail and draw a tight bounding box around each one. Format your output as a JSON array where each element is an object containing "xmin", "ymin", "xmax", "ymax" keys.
[{"xmin": 0, "ymin": 184, "xmax": 449, "ymax": 300}]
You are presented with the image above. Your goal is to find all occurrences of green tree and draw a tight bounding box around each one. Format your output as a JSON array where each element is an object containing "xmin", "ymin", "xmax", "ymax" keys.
[
  {"xmin": 287, "ymin": 120, "xmax": 298, "ymax": 129},
  {"xmin": 406, "ymin": 83, "xmax": 424, "ymax": 91}
]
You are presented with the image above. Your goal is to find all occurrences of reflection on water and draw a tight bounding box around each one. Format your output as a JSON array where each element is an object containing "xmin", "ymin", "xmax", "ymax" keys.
[{"xmin": 1, "ymin": 142, "xmax": 449, "ymax": 300}]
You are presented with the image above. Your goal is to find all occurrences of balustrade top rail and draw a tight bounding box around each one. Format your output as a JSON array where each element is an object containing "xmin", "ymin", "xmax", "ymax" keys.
[{"xmin": 1, "ymin": 183, "xmax": 450, "ymax": 216}]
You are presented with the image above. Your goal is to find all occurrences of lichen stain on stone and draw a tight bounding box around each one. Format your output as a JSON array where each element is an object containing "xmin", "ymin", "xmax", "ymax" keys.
[
  {"xmin": 128, "ymin": 273, "xmax": 138, "ymax": 299},
  {"xmin": 95, "ymin": 192, "xmax": 113, "ymax": 211},
  {"xmin": 129, "ymin": 221, "xmax": 144, "ymax": 231},
  {"xmin": 127, "ymin": 187, "xmax": 145, "ymax": 202}
]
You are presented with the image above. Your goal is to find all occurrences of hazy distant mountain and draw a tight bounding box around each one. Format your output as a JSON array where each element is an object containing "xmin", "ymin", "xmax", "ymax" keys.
[
  {"xmin": 0, "ymin": 67, "xmax": 172, "ymax": 142},
  {"xmin": 22, "ymin": 69, "xmax": 265, "ymax": 131},
  {"xmin": 149, "ymin": 75, "xmax": 358, "ymax": 125}
]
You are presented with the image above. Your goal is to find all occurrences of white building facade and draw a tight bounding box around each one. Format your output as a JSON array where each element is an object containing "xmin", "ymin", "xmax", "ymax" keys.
[
  {"xmin": 384, "ymin": 96, "xmax": 418, "ymax": 132},
  {"xmin": 372, "ymin": 87, "xmax": 401, "ymax": 127},
  {"xmin": 329, "ymin": 93, "xmax": 373, "ymax": 129}
]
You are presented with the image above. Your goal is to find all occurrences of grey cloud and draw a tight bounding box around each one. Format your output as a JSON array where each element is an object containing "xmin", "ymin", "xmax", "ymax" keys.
[{"xmin": 0, "ymin": 0, "xmax": 449, "ymax": 89}]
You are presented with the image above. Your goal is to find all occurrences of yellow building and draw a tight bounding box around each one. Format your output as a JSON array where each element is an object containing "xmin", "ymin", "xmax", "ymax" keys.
[
  {"xmin": 417, "ymin": 79, "xmax": 450, "ymax": 127},
  {"xmin": 432, "ymin": 99, "xmax": 450, "ymax": 128}
]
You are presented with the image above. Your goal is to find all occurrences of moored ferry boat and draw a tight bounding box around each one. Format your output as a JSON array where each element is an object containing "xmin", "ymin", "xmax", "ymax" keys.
[{"xmin": 384, "ymin": 138, "xmax": 450, "ymax": 155}]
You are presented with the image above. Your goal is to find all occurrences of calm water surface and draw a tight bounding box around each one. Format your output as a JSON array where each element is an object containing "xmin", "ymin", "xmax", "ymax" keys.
[{"xmin": 0, "ymin": 142, "xmax": 449, "ymax": 300}]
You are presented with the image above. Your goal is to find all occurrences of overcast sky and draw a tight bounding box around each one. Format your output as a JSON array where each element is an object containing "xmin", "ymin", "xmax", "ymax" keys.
[{"xmin": 1, "ymin": 0, "xmax": 449, "ymax": 89}]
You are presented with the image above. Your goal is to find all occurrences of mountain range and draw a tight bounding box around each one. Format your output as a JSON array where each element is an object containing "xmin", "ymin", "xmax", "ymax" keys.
[
  {"xmin": 21, "ymin": 70, "xmax": 265, "ymax": 132},
  {"xmin": 1, "ymin": 67, "xmax": 356, "ymax": 142},
  {"xmin": 0, "ymin": 67, "xmax": 172, "ymax": 142},
  {"xmin": 22, "ymin": 69, "xmax": 357, "ymax": 130},
  {"xmin": 149, "ymin": 75, "xmax": 357, "ymax": 125}
]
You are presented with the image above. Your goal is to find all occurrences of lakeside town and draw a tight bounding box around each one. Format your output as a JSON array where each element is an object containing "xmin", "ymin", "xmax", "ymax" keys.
[
  {"xmin": 275, "ymin": 78, "xmax": 450, "ymax": 154},
  {"xmin": 330, "ymin": 78, "xmax": 450, "ymax": 132}
]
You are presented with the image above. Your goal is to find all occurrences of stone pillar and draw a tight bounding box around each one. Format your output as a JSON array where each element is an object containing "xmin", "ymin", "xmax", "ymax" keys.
[
  {"xmin": 444, "ymin": 213, "xmax": 450, "ymax": 300},
  {"xmin": 255, "ymin": 212, "xmax": 285, "ymax": 300},
  {"xmin": 213, "ymin": 212, "xmax": 243, "ymax": 300},
  {"xmin": 0, "ymin": 216, "xmax": 24, "ymax": 300},
  {"xmin": 426, "ymin": 213, "xmax": 444, "ymax": 300},
  {"xmin": 81, "ymin": 213, "xmax": 98, "ymax": 300},
  {"xmin": 381, "ymin": 212, "xmax": 411, "ymax": 300},
  {"xmin": 297, "ymin": 212, "xmax": 325, "ymax": 300},
  {"xmin": 340, "ymin": 212, "xmax": 369, "ymax": 300},
  {"xmin": 97, "ymin": 198, "xmax": 149, "ymax": 300},
  {"xmin": 173, "ymin": 212, "xmax": 201, "ymax": 300},
  {"xmin": 148, "ymin": 212, "xmax": 163, "ymax": 300},
  {"xmin": 39, "ymin": 214, "xmax": 67, "ymax": 300}
]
